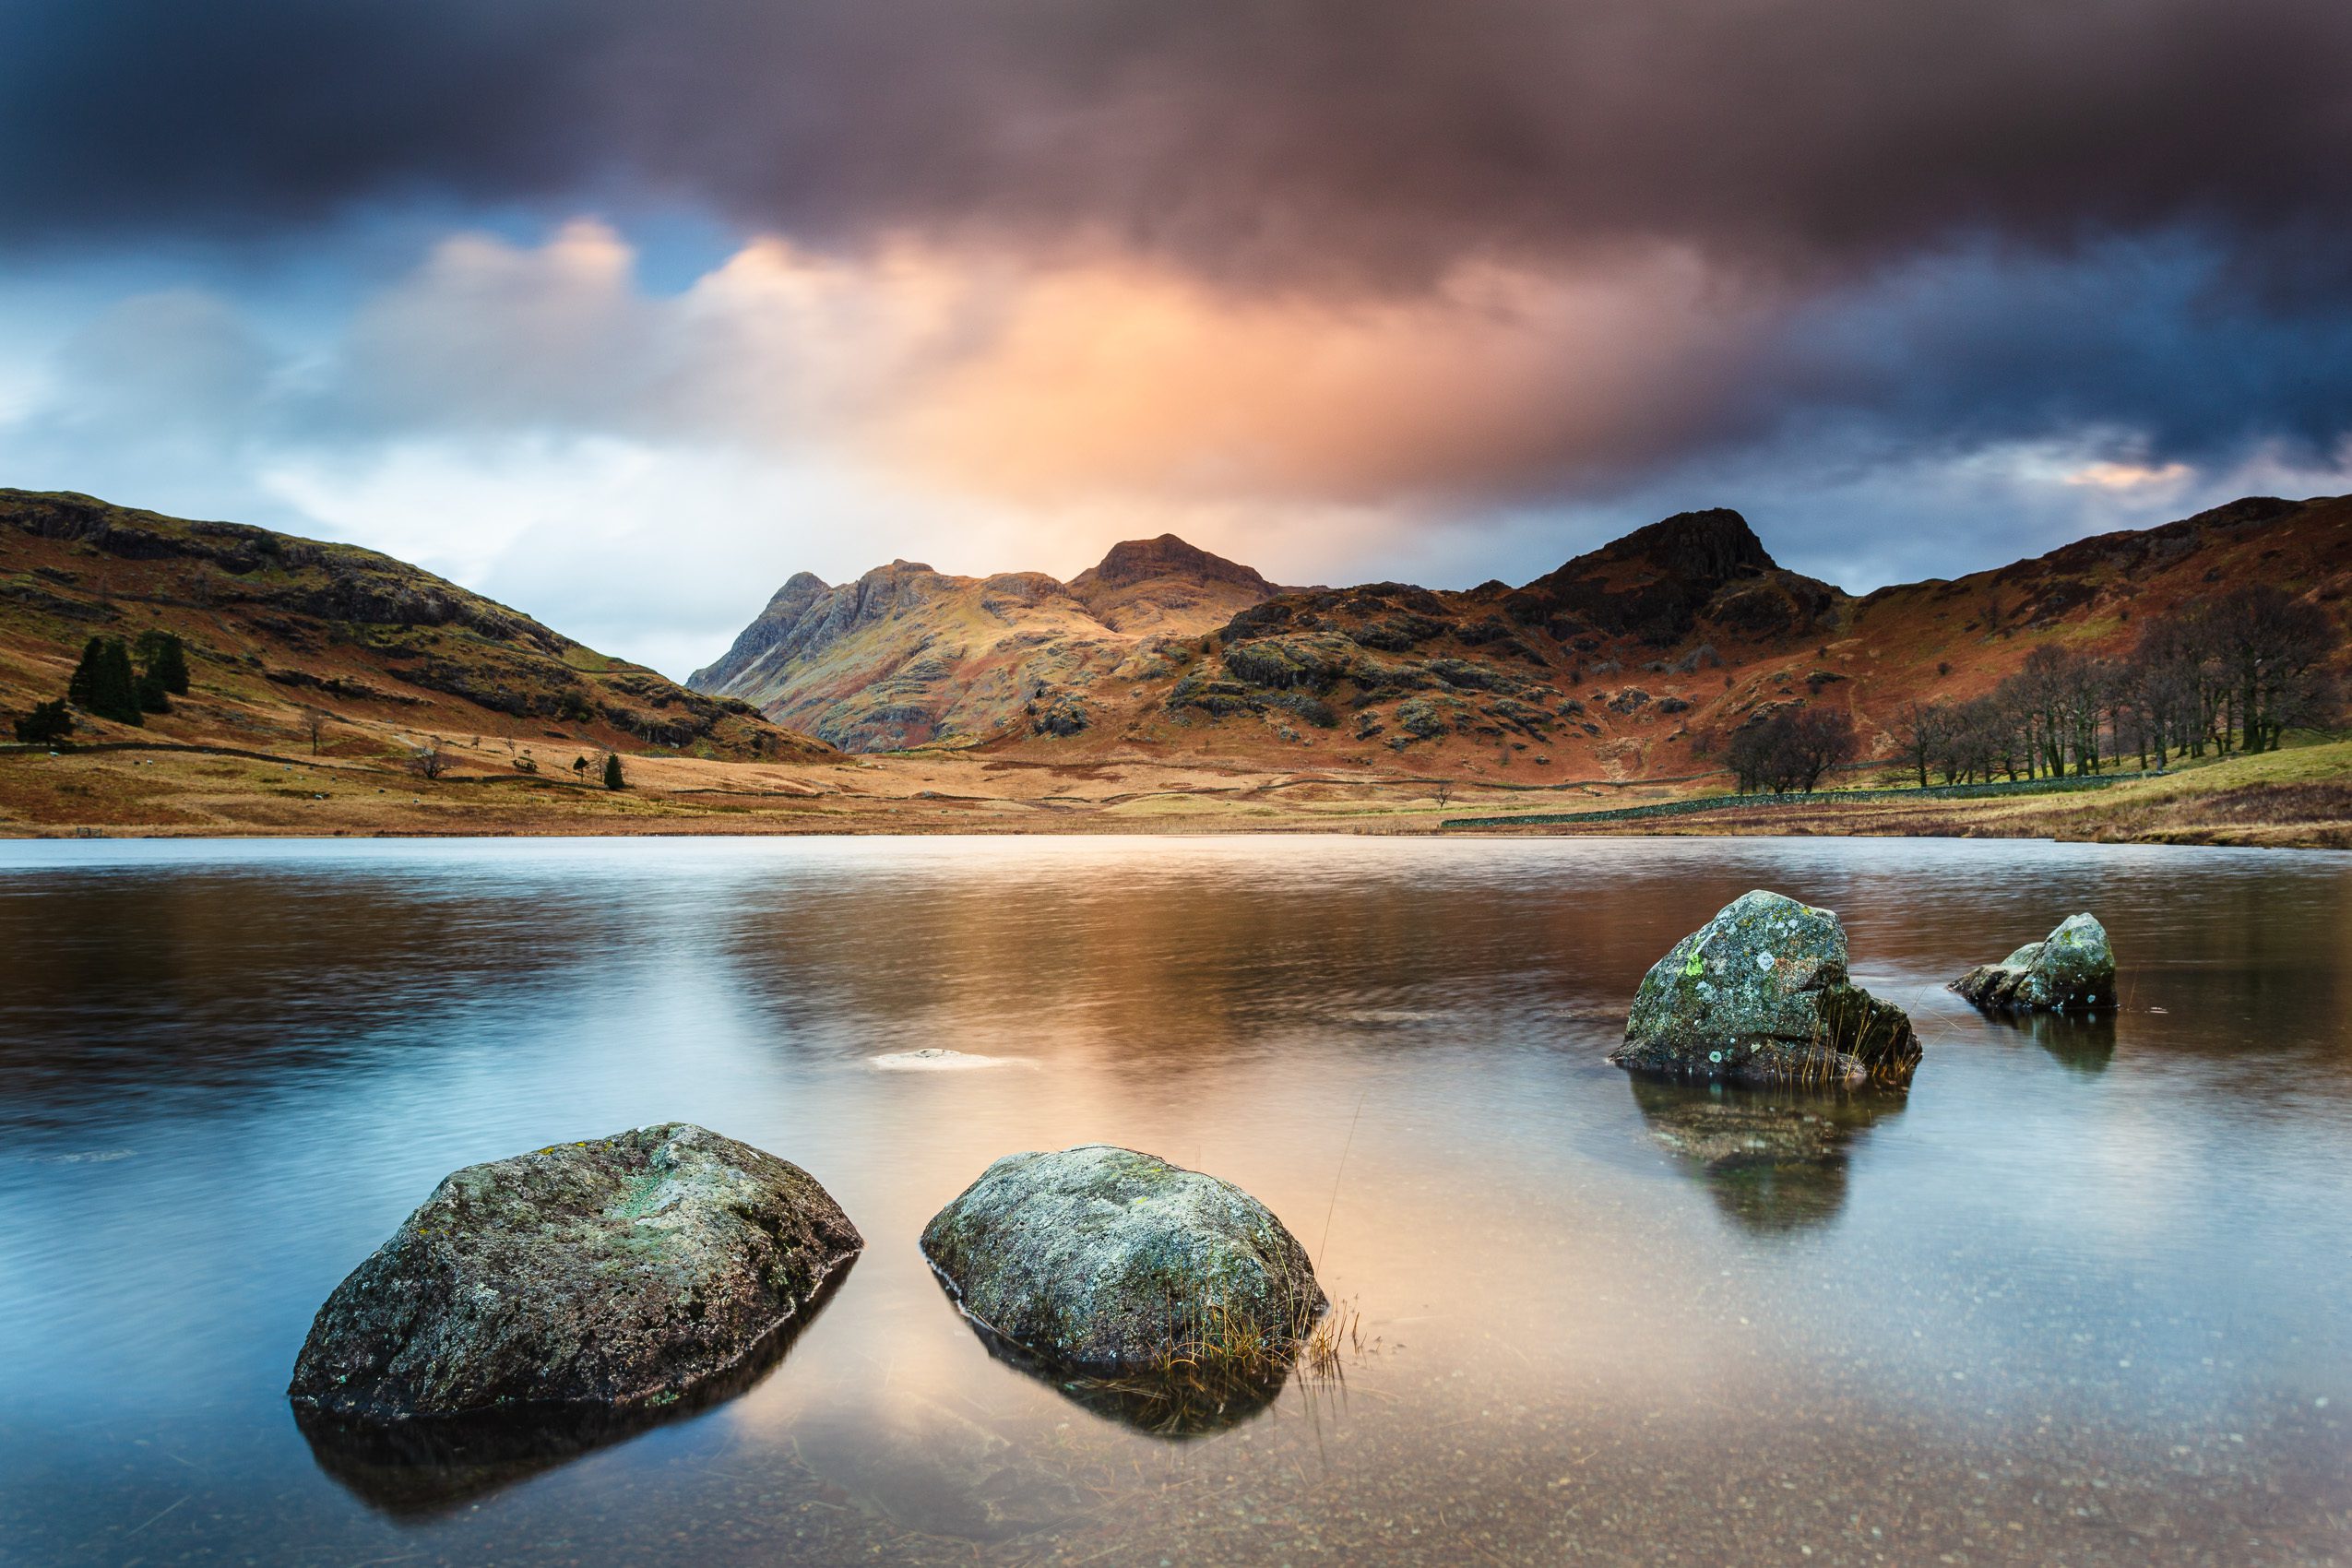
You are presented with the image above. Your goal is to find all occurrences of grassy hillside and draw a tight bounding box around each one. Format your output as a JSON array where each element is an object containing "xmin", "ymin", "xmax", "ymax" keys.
[
  {"xmin": 0, "ymin": 490, "xmax": 830, "ymax": 766},
  {"xmin": 1438, "ymin": 735, "xmax": 2352, "ymax": 849}
]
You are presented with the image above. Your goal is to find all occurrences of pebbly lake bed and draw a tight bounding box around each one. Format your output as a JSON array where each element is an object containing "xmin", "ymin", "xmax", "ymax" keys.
[{"xmin": 2, "ymin": 834, "xmax": 2348, "ymax": 1567}]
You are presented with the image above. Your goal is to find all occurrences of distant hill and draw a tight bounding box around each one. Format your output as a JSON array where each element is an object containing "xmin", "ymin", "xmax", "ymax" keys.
[
  {"xmin": 0, "ymin": 490, "xmax": 831, "ymax": 763},
  {"xmin": 687, "ymin": 533, "xmax": 1283, "ymax": 750},
  {"xmin": 10, "ymin": 485, "xmax": 2343, "ymax": 790},
  {"xmin": 698, "ymin": 496, "xmax": 2351, "ymax": 778}
]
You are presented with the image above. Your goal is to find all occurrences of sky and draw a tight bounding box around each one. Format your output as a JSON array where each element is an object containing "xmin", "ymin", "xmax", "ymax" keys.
[{"xmin": 4, "ymin": 1, "xmax": 2350, "ymax": 677}]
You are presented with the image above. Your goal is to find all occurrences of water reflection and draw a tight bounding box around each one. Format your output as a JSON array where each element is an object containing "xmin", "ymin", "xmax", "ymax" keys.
[
  {"xmin": 936, "ymin": 1303, "xmax": 1288, "ymax": 1439},
  {"xmin": 294, "ymin": 1264, "xmax": 857, "ymax": 1515},
  {"xmin": 1626, "ymin": 1075, "xmax": 1907, "ymax": 1233},
  {"xmin": 3, "ymin": 837, "xmax": 2349, "ymax": 1568},
  {"xmin": 2021, "ymin": 1010, "xmax": 2119, "ymax": 1075}
]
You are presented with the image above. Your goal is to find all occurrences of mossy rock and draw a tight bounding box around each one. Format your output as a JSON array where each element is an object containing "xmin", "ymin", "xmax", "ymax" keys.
[
  {"xmin": 1952, "ymin": 913, "xmax": 2116, "ymax": 1012},
  {"xmin": 288, "ymin": 1123, "xmax": 861, "ymax": 1422},
  {"xmin": 921, "ymin": 1146, "xmax": 1324, "ymax": 1377},
  {"xmin": 1610, "ymin": 889, "xmax": 1921, "ymax": 1088}
]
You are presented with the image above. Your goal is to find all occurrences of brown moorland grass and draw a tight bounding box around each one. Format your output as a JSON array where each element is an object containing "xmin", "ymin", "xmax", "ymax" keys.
[
  {"xmin": 2, "ymin": 729, "xmax": 2345, "ymax": 846},
  {"xmin": 1446, "ymin": 738, "xmax": 2352, "ymax": 849}
]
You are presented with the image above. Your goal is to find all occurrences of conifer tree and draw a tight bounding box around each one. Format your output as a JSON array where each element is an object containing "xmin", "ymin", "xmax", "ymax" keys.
[
  {"xmin": 602, "ymin": 752, "xmax": 624, "ymax": 790},
  {"xmin": 13, "ymin": 700, "xmax": 73, "ymax": 744},
  {"xmin": 68, "ymin": 637, "xmax": 144, "ymax": 725},
  {"xmin": 135, "ymin": 630, "xmax": 190, "ymax": 695},
  {"xmin": 66, "ymin": 637, "xmax": 101, "ymax": 709}
]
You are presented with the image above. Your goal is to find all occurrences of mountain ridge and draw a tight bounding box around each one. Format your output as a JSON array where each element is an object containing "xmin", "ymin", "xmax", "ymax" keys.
[
  {"xmin": 694, "ymin": 498, "xmax": 2352, "ymax": 776},
  {"xmin": 685, "ymin": 535, "xmax": 1284, "ymax": 751}
]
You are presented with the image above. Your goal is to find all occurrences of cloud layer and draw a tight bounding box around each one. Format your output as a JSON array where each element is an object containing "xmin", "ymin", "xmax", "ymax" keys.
[
  {"xmin": 10, "ymin": 0, "xmax": 2352, "ymax": 288},
  {"xmin": 1, "ymin": 2, "xmax": 2348, "ymax": 671}
]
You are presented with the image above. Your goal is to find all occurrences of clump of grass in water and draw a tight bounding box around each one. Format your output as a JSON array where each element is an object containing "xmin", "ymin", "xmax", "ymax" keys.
[
  {"xmin": 1050, "ymin": 1287, "xmax": 1327, "ymax": 1437},
  {"xmin": 1299, "ymin": 1296, "xmax": 1367, "ymax": 1382},
  {"xmin": 1149, "ymin": 1284, "xmax": 1324, "ymax": 1385},
  {"xmin": 1803, "ymin": 988, "xmax": 1923, "ymax": 1087}
]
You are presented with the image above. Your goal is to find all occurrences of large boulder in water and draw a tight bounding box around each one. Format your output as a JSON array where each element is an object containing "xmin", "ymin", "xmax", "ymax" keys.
[
  {"xmin": 1610, "ymin": 890, "xmax": 1922, "ymax": 1088},
  {"xmin": 1953, "ymin": 913, "xmax": 2115, "ymax": 1012},
  {"xmin": 288, "ymin": 1123, "xmax": 861, "ymax": 1421},
  {"xmin": 920, "ymin": 1145, "xmax": 1324, "ymax": 1377}
]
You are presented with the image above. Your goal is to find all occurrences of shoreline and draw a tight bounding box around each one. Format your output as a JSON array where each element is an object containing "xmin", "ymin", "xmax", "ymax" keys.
[{"xmin": 5, "ymin": 734, "xmax": 2345, "ymax": 849}]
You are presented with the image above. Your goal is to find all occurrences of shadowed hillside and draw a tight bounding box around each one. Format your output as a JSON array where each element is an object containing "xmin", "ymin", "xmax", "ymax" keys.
[
  {"xmin": 0, "ymin": 490, "xmax": 830, "ymax": 765},
  {"xmin": 893, "ymin": 497, "xmax": 2347, "ymax": 781}
]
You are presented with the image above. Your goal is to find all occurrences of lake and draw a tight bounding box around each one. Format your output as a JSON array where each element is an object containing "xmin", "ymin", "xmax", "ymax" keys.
[{"xmin": 3, "ymin": 835, "xmax": 2347, "ymax": 1566}]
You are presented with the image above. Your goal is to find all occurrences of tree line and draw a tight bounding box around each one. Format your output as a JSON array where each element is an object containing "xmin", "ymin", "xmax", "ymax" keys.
[
  {"xmin": 1725, "ymin": 705, "xmax": 1860, "ymax": 793},
  {"xmin": 12, "ymin": 633, "xmax": 190, "ymax": 744},
  {"xmin": 1897, "ymin": 584, "xmax": 2339, "ymax": 786}
]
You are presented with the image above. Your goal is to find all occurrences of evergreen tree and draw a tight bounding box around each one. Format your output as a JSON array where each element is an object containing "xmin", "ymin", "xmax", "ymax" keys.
[
  {"xmin": 68, "ymin": 637, "xmax": 144, "ymax": 725},
  {"xmin": 66, "ymin": 637, "xmax": 102, "ymax": 709},
  {"xmin": 602, "ymin": 752, "xmax": 624, "ymax": 790},
  {"xmin": 12, "ymin": 700, "xmax": 74, "ymax": 745},
  {"xmin": 135, "ymin": 630, "xmax": 190, "ymax": 695}
]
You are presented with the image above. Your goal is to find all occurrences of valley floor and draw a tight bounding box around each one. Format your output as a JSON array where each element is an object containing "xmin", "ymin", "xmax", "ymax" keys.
[{"xmin": 3, "ymin": 728, "xmax": 2346, "ymax": 848}]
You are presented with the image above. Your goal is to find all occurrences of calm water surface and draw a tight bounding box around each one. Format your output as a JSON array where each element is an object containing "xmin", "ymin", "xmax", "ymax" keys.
[{"xmin": 3, "ymin": 836, "xmax": 2348, "ymax": 1566}]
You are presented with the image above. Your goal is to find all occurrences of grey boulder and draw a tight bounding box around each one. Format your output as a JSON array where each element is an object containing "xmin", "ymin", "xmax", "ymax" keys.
[
  {"xmin": 1610, "ymin": 889, "xmax": 1922, "ymax": 1088},
  {"xmin": 289, "ymin": 1123, "xmax": 861, "ymax": 1421},
  {"xmin": 921, "ymin": 1145, "xmax": 1324, "ymax": 1376},
  {"xmin": 1953, "ymin": 913, "xmax": 2116, "ymax": 1012}
]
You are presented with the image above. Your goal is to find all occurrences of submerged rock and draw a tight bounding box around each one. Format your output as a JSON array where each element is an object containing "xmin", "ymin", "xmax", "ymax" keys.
[
  {"xmin": 288, "ymin": 1123, "xmax": 861, "ymax": 1422},
  {"xmin": 1953, "ymin": 913, "xmax": 2116, "ymax": 1012},
  {"xmin": 1610, "ymin": 890, "xmax": 1921, "ymax": 1088},
  {"xmin": 1628, "ymin": 1075, "xmax": 1905, "ymax": 1233},
  {"xmin": 920, "ymin": 1145, "xmax": 1324, "ymax": 1377}
]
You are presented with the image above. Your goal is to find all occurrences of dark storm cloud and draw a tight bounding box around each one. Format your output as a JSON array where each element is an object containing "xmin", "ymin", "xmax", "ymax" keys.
[
  {"xmin": 6, "ymin": 0, "xmax": 2351, "ymax": 611},
  {"xmin": 6, "ymin": 0, "xmax": 2351, "ymax": 292}
]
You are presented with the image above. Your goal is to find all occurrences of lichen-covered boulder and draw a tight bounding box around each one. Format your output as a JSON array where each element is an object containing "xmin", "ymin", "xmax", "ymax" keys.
[
  {"xmin": 1953, "ymin": 913, "xmax": 2116, "ymax": 1012},
  {"xmin": 288, "ymin": 1123, "xmax": 861, "ymax": 1421},
  {"xmin": 1610, "ymin": 890, "xmax": 1921, "ymax": 1088},
  {"xmin": 921, "ymin": 1146, "xmax": 1324, "ymax": 1376}
]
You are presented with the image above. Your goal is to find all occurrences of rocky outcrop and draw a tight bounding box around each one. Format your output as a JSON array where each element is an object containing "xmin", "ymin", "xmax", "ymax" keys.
[
  {"xmin": 288, "ymin": 1123, "xmax": 861, "ymax": 1422},
  {"xmin": 1502, "ymin": 507, "xmax": 1837, "ymax": 647},
  {"xmin": 1069, "ymin": 533, "xmax": 1276, "ymax": 632},
  {"xmin": 1953, "ymin": 913, "xmax": 2116, "ymax": 1012},
  {"xmin": 687, "ymin": 536, "xmax": 1278, "ymax": 749},
  {"xmin": 1611, "ymin": 890, "xmax": 1922, "ymax": 1087},
  {"xmin": 920, "ymin": 1146, "xmax": 1324, "ymax": 1377}
]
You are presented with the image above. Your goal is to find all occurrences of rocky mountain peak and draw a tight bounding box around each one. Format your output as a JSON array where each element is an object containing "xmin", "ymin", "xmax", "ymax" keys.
[
  {"xmin": 1074, "ymin": 534, "xmax": 1271, "ymax": 592},
  {"xmin": 1595, "ymin": 508, "xmax": 1777, "ymax": 584}
]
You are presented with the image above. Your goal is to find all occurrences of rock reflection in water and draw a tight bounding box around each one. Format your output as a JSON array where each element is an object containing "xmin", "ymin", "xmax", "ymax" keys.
[
  {"xmin": 1627, "ymin": 1075, "xmax": 1905, "ymax": 1233},
  {"xmin": 295, "ymin": 1264, "xmax": 852, "ymax": 1515},
  {"xmin": 941, "ymin": 1301, "xmax": 1288, "ymax": 1439},
  {"xmin": 2020, "ymin": 1009, "xmax": 2118, "ymax": 1074}
]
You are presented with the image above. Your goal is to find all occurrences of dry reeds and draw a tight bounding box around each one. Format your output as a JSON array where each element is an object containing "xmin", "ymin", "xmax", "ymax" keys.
[{"xmin": 1300, "ymin": 1296, "xmax": 1366, "ymax": 1382}]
